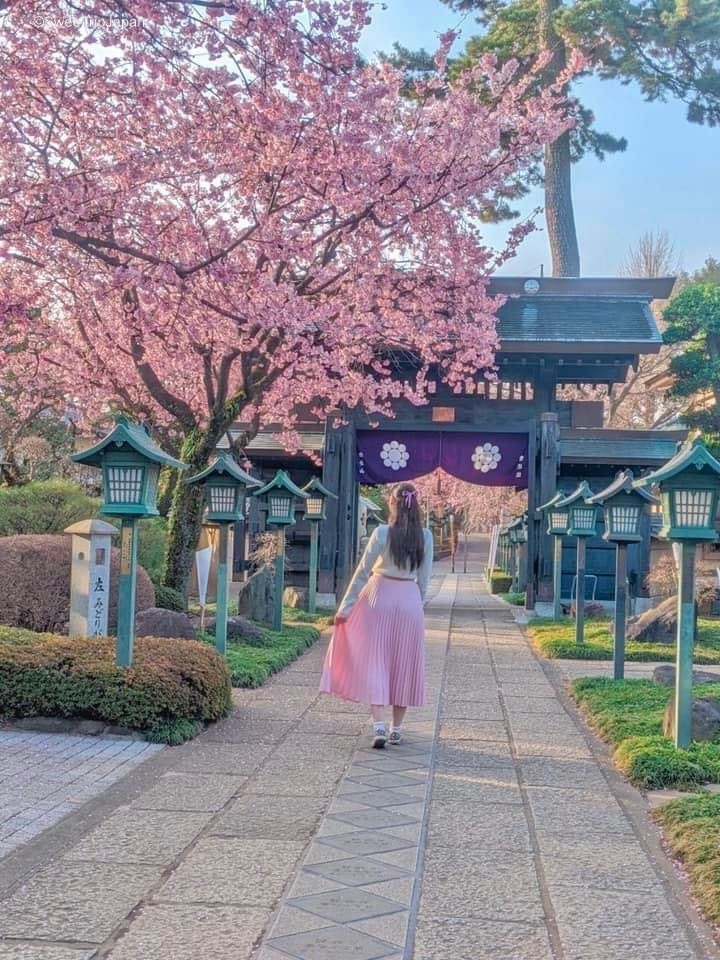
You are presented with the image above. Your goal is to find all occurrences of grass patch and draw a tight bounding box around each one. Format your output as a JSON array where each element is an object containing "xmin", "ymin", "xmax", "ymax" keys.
[
  {"xmin": 570, "ymin": 676, "xmax": 720, "ymax": 788},
  {"xmin": 653, "ymin": 793, "xmax": 720, "ymax": 926},
  {"xmin": 226, "ymin": 623, "xmax": 321, "ymax": 687},
  {"xmin": 528, "ymin": 617, "xmax": 720, "ymax": 664},
  {"xmin": 281, "ymin": 606, "xmax": 334, "ymax": 628}
]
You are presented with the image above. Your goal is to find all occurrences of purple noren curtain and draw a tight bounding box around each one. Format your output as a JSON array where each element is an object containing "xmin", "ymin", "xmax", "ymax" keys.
[{"xmin": 357, "ymin": 431, "xmax": 528, "ymax": 488}]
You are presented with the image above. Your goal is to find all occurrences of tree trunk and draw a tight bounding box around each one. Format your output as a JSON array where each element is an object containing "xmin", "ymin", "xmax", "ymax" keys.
[
  {"xmin": 545, "ymin": 132, "xmax": 580, "ymax": 277},
  {"xmin": 538, "ymin": 0, "xmax": 581, "ymax": 278},
  {"xmin": 163, "ymin": 428, "xmax": 223, "ymax": 597}
]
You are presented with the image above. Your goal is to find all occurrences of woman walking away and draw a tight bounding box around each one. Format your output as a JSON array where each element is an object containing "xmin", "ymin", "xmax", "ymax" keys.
[{"xmin": 320, "ymin": 482, "xmax": 433, "ymax": 749}]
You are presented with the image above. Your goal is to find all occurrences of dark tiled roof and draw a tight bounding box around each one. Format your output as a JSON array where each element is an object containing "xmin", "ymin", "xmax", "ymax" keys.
[
  {"xmin": 497, "ymin": 298, "xmax": 661, "ymax": 347},
  {"xmin": 560, "ymin": 437, "xmax": 682, "ymax": 465}
]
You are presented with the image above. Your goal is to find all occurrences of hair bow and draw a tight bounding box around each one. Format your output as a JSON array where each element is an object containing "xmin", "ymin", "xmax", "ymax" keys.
[{"xmin": 402, "ymin": 489, "xmax": 416, "ymax": 508}]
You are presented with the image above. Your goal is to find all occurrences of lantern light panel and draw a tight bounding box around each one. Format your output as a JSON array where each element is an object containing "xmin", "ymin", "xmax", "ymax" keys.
[
  {"xmin": 672, "ymin": 489, "xmax": 715, "ymax": 528},
  {"xmin": 210, "ymin": 486, "xmax": 237, "ymax": 514}
]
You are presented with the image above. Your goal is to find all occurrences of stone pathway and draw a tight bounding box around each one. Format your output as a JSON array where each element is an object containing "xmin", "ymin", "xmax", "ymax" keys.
[
  {"xmin": 0, "ymin": 731, "xmax": 161, "ymax": 859},
  {"xmin": 0, "ymin": 560, "xmax": 718, "ymax": 960}
]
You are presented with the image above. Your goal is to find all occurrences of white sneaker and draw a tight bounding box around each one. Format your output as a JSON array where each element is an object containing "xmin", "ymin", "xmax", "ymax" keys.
[
  {"xmin": 388, "ymin": 730, "xmax": 403, "ymax": 745},
  {"xmin": 372, "ymin": 726, "xmax": 387, "ymax": 749}
]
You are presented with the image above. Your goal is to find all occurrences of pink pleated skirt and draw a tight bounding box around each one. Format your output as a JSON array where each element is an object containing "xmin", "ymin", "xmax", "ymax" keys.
[{"xmin": 320, "ymin": 573, "xmax": 426, "ymax": 707}]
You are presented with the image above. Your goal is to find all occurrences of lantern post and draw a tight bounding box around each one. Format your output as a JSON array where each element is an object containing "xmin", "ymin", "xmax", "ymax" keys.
[
  {"xmin": 586, "ymin": 471, "xmax": 659, "ymax": 679},
  {"xmin": 537, "ymin": 492, "xmax": 570, "ymax": 620},
  {"xmin": 507, "ymin": 515, "xmax": 528, "ymax": 593},
  {"xmin": 302, "ymin": 479, "xmax": 338, "ymax": 615},
  {"xmin": 71, "ymin": 417, "xmax": 186, "ymax": 667},
  {"xmin": 555, "ymin": 483, "xmax": 598, "ymax": 645},
  {"xmin": 186, "ymin": 454, "xmax": 260, "ymax": 655},
  {"xmin": 253, "ymin": 471, "xmax": 308, "ymax": 631},
  {"xmin": 635, "ymin": 440, "xmax": 720, "ymax": 747}
]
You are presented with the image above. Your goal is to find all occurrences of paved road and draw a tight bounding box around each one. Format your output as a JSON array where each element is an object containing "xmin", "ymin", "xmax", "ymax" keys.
[{"xmin": 0, "ymin": 547, "xmax": 717, "ymax": 959}]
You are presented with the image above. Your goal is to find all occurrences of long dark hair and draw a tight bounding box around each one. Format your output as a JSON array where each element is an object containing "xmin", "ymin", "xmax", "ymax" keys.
[{"xmin": 387, "ymin": 483, "xmax": 425, "ymax": 571}]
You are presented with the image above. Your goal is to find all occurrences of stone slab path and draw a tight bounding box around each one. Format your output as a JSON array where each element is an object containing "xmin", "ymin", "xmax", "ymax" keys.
[
  {"xmin": 0, "ymin": 560, "xmax": 718, "ymax": 959},
  {"xmin": 0, "ymin": 731, "xmax": 161, "ymax": 860}
]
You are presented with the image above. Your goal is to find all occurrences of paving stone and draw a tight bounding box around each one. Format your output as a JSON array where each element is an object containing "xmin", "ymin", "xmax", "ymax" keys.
[
  {"xmin": 359, "ymin": 874, "xmax": 416, "ymax": 906},
  {"xmin": 427, "ymin": 799, "xmax": 531, "ymax": 852},
  {"xmin": 540, "ymin": 839, "xmax": 661, "ymax": 891},
  {"xmin": 349, "ymin": 909, "xmax": 410, "ymax": 948},
  {"xmin": 131, "ymin": 772, "xmax": 245, "ymax": 812},
  {"xmin": 344, "ymin": 768, "xmax": 424, "ymax": 789},
  {"xmin": 0, "ymin": 948, "xmax": 95, "ymax": 960},
  {"xmin": 319, "ymin": 830, "xmax": 413, "ymax": 857},
  {"xmin": 269, "ymin": 905, "xmax": 336, "ymax": 938},
  {"xmin": 370, "ymin": 847, "xmax": 420, "ymax": 871},
  {"xmin": 431, "ymin": 771, "xmax": 522, "ymax": 805},
  {"xmin": 306, "ymin": 856, "xmax": 410, "ymax": 887},
  {"xmin": 107, "ymin": 903, "xmax": 268, "ymax": 959},
  {"xmin": 210, "ymin": 793, "xmax": 329, "ymax": 839},
  {"xmin": 441, "ymin": 700, "xmax": 504, "ymax": 721},
  {"xmin": 203, "ymin": 718, "xmax": 293, "ymax": 743},
  {"xmin": 287, "ymin": 888, "xmax": 405, "ymax": 924},
  {"xmin": 518, "ymin": 757, "xmax": 610, "ymax": 792},
  {"xmin": 502, "ymin": 695, "xmax": 568, "ymax": 716},
  {"xmin": 172, "ymin": 741, "xmax": 274, "ymax": 774},
  {"xmin": 552, "ymin": 887, "xmax": 698, "ymax": 960},
  {"xmin": 0, "ymin": 861, "xmax": 160, "ymax": 941},
  {"xmin": 269, "ymin": 923, "xmax": 397, "ymax": 960},
  {"xmin": 155, "ymin": 837, "xmax": 304, "ymax": 906},
  {"xmin": 286, "ymin": 870, "xmax": 346, "ymax": 898},
  {"xmin": 420, "ymin": 847, "xmax": 543, "ymax": 923},
  {"xmin": 439, "ymin": 719, "xmax": 509, "ymax": 741},
  {"xmin": 65, "ymin": 808, "xmax": 212, "ymax": 864},
  {"xmin": 328, "ymin": 806, "xmax": 419, "ymax": 830},
  {"xmin": 413, "ymin": 917, "xmax": 554, "ymax": 960}
]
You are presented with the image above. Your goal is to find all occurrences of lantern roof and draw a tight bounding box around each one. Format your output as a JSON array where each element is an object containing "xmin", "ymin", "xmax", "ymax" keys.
[
  {"xmin": 507, "ymin": 513, "xmax": 526, "ymax": 530},
  {"xmin": 186, "ymin": 453, "xmax": 260, "ymax": 488},
  {"xmin": 555, "ymin": 481, "xmax": 594, "ymax": 509},
  {"xmin": 301, "ymin": 478, "xmax": 338, "ymax": 500},
  {"xmin": 586, "ymin": 469, "xmax": 660, "ymax": 505},
  {"xmin": 253, "ymin": 469, "xmax": 308, "ymax": 500},
  {"xmin": 71, "ymin": 417, "xmax": 187, "ymax": 470},
  {"xmin": 633, "ymin": 438, "xmax": 720, "ymax": 487},
  {"xmin": 536, "ymin": 491, "xmax": 565, "ymax": 515}
]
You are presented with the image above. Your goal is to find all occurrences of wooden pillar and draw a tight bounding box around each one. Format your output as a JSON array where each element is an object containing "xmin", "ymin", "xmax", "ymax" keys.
[
  {"xmin": 537, "ymin": 412, "xmax": 560, "ymax": 602},
  {"xmin": 319, "ymin": 416, "xmax": 357, "ymax": 598},
  {"xmin": 524, "ymin": 423, "xmax": 537, "ymax": 610}
]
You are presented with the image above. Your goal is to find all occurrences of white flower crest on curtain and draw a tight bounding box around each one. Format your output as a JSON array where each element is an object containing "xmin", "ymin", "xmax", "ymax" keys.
[
  {"xmin": 472, "ymin": 443, "xmax": 502, "ymax": 473},
  {"xmin": 380, "ymin": 440, "xmax": 410, "ymax": 471}
]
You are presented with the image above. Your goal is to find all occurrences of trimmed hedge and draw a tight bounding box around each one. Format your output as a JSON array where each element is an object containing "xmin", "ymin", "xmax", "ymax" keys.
[
  {"xmin": 0, "ymin": 628, "xmax": 231, "ymax": 742},
  {"xmin": 0, "ymin": 535, "xmax": 155, "ymax": 633},
  {"xmin": 154, "ymin": 584, "xmax": 186, "ymax": 612},
  {"xmin": 490, "ymin": 569, "xmax": 512, "ymax": 594},
  {"xmin": 226, "ymin": 624, "xmax": 320, "ymax": 687}
]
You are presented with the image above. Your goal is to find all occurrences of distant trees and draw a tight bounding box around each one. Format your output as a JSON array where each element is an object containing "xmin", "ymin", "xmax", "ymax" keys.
[{"xmin": 663, "ymin": 282, "xmax": 720, "ymax": 444}]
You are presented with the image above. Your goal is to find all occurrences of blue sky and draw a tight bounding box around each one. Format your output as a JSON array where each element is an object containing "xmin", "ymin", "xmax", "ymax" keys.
[{"xmin": 360, "ymin": 0, "xmax": 719, "ymax": 278}]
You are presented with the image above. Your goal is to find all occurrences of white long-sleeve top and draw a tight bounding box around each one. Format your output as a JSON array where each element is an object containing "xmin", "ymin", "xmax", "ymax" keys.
[{"xmin": 336, "ymin": 524, "xmax": 434, "ymax": 618}]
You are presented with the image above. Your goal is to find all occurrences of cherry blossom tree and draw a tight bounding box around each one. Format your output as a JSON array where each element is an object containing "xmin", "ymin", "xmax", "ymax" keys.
[
  {"xmin": 0, "ymin": 0, "xmax": 575, "ymax": 593},
  {"xmin": 412, "ymin": 469, "xmax": 526, "ymax": 533}
]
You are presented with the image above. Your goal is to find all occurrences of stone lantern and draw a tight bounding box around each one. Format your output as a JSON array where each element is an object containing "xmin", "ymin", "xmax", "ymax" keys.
[
  {"xmin": 555, "ymin": 482, "xmax": 598, "ymax": 645},
  {"xmin": 186, "ymin": 454, "xmax": 260, "ymax": 655},
  {"xmin": 254, "ymin": 470, "xmax": 308, "ymax": 630},
  {"xmin": 71, "ymin": 417, "xmax": 186, "ymax": 666},
  {"xmin": 635, "ymin": 439, "xmax": 720, "ymax": 747},
  {"xmin": 587, "ymin": 470, "xmax": 659, "ymax": 679},
  {"xmin": 301, "ymin": 478, "xmax": 337, "ymax": 614},
  {"xmin": 537, "ymin": 492, "xmax": 570, "ymax": 620}
]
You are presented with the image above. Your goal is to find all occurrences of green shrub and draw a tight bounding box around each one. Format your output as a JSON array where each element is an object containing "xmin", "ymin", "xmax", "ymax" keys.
[
  {"xmin": 654, "ymin": 794, "xmax": 720, "ymax": 926},
  {"xmin": 0, "ymin": 631, "xmax": 231, "ymax": 735},
  {"xmin": 529, "ymin": 617, "xmax": 720, "ymax": 664},
  {"xmin": 155, "ymin": 584, "xmax": 186, "ymax": 612},
  {"xmin": 490, "ymin": 569, "xmax": 512, "ymax": 594},
  {"xmin": 571, "ymin": 676, "xmax": 720, "ymax": 788},
  {"xmin": 500, "ymin": 592, "xmax": 526, "ymax": 606},
  {"xmin": 0, "ymin": 480, "xmax": 101, "ymax": 535},
  {"xmin": 615, "ymin": 736, "xmax": 720, "ymax": 789},
  {"xmin": 135, "ymin": 517, "xmax": 168, "ymax": 585},
  {"xmin": 226, "ymin": 624, "xmax": 319, "ymax": 687}
]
